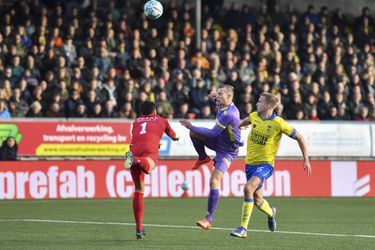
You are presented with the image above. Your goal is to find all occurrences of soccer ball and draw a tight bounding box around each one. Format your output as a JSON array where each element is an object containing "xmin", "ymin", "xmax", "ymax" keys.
[
  {"xmin": 144, "ymin": 0, "xmax": 163, "ymax": 20},
  {"xmin": 181, "ymin": 181, "xmax": 190, "ymax": 191}
]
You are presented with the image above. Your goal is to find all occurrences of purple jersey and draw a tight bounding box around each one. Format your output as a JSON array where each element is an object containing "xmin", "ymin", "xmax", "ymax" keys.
[{"xmin": 191, "ymin": 103, "xmax": 243, "ymax": 152}]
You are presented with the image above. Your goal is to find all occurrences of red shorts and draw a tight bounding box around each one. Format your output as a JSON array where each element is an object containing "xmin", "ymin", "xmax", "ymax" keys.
[
  {"xmin": 130, "ymin": 150, "xmax": 158, "ymax": 183},
  {"xmin": 130, "ymin": 149, "xmax": 158, "ymax": 165}
]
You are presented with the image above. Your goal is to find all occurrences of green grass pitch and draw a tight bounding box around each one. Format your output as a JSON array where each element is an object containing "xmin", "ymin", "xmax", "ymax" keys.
[{"xmin": 0, "ymin": 197, "xmax": 374, "ymax": 249}]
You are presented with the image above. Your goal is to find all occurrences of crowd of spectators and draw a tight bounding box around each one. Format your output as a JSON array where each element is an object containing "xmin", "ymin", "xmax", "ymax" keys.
[{"xmin": 0, "ymin": 0, "xmax": 374, "ymax": 121}]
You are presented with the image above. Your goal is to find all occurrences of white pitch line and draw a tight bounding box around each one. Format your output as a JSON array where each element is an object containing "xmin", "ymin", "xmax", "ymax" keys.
[{"xmin": 0, "ymin": 219, "xmax": 374, "ymax": 239}]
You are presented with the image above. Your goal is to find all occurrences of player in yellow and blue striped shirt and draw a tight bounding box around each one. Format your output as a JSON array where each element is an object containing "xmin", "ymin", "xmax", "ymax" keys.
[{"xmin": 231, "ymin": 92, "xmax": 311, "ymax": 238}]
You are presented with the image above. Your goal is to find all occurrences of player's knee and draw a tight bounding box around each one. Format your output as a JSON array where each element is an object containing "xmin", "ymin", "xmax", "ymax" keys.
[
  {"xmin": 190, "ymin": 131, "xmax": 205, "ymax": 140},
  {"xmin": 209, "ymin": 177, "xmax": 220, "ymax": 189},
  {"xmin": 134, "ymin": 184, "xmax": 144, "ymax": 193},
  {"xmin": 134, "ymin": 188, "xmax": 144, "ymax": 193},
  {"xmin": 244, "ymin": 183, "xmax": 256, "ymax": 196}
]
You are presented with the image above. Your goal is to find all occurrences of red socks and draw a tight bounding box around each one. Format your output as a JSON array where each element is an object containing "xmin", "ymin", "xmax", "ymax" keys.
[
  {"xmin": 134, "ymin": 157, "xmax": 151, "ymax": 173},
  {"xmin": 133, "ymin": 192, "xmax": 144, "ymax": 231}
]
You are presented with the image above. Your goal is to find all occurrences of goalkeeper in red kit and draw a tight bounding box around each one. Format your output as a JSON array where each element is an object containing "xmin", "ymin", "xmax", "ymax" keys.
[{"xmin": 124, "ymin": 101, "xmax": 179, "ymax": 239}]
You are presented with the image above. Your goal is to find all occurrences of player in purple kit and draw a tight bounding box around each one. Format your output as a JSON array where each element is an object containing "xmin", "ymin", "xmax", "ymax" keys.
[{"xmin": 180, "ymin": 84, "xmax": 243, "ymax": 230}]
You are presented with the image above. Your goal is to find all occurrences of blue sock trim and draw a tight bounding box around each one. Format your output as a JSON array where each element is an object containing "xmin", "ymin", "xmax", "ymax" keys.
[{"xmin": 244, "ymin": 198, "xmax": 254, "ymax": 202}]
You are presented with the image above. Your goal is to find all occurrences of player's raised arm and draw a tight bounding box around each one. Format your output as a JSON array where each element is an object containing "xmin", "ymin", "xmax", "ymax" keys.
[
  {"xmin": 180, "ymin": 119, "xmax": 226, "ymax": 138},
  {"xmin": 238, "ymin": 117, "xmax": 251, "ymax": 129},
  {"xmin": 164, "ymin": 119, "xmax": 179, "ymax": 141},
  {"xmin": 293, "ymin": 132, "xmax": 311, "ymax": 176}
]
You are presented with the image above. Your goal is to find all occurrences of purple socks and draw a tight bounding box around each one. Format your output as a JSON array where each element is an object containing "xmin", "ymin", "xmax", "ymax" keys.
[
  {"xmin": 205, "ymin": 189, "xmax": 219, "ymax": 223},
  {"xmin": 191, "ymin": 137, "xmax": 207, "ymax": 160}
]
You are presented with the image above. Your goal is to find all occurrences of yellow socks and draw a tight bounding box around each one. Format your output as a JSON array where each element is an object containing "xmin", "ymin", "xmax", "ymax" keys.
[
  {"xmin": 240, "ymin": 198, "xmax": 254, "ymax": 229},
  {"xmin": 258, "ymin": 199, "xmax": 273, "ymax": 217}
]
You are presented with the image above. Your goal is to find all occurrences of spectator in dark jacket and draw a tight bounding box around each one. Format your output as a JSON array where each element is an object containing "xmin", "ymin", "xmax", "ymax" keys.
[
  {"xmin": 189, "ymin": 79, "xmax": 209, "ymax": 114},
  {"xmin": 0, "ymin": 137, "xmax": 18, "ymax": 161},
  {"xmin": 65, "ymin": 90, "xmax": 82, "ymax": 117}
]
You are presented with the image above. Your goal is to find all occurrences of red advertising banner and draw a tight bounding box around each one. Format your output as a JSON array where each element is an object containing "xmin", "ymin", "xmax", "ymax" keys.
[
  {"xmin": 1, "ymin": 160, "xmax": 374, "ymax": 199},
  {"xmin": 0, "ymin": 121, "xmax": 131, "ymax": 156}
]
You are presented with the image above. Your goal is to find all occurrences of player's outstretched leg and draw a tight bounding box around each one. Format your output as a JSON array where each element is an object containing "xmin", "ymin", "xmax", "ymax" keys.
[
  {"xmin": 126, "ymin": 153, "xmax": 154, "ymax": 174},
  {"xmin": 124, "ymin": 151, "xmax": 134, "ymax": 169},
  {"xmin": 190, "ymin": 133, "xmax": 212, "ymax": 170},
  {"xmin": 135, "ymin": 157, "xmax": 150, "ymax": 173},
  {"xmin": 193, "ymin": 155, "xmax": 212, "ymax": 170}
]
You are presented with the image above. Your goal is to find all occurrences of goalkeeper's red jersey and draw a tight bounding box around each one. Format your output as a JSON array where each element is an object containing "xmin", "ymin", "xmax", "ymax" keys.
[{"xmin": 130, "ymin": 114, "xmax": 177, "ymax": 160}]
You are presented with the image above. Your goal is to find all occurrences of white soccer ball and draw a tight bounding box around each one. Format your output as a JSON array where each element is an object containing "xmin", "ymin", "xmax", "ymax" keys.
[
  {"xmin": 181, "ymin": 181, "xmax": 190, "ymax": 191},
  {"xmin": 144, "ymin": 0, "xmax": 163, "ymax": 20}
]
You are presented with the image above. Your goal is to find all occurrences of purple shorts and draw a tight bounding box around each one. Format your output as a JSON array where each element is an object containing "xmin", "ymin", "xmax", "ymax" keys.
[{"xmin": 204, "ymin": 137, "xmax": 239, "ymax": 173}]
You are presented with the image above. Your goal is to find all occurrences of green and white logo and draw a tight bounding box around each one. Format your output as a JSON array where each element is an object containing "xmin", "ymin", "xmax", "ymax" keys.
[{"xmin": 0, "ymin": 124, "xmax": 22, "ymax": 144}]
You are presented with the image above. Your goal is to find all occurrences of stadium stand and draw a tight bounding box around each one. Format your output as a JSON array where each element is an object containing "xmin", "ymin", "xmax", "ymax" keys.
[{"xmin": 0, "ymin": 0, "xmax": 374, "ymax": 120}]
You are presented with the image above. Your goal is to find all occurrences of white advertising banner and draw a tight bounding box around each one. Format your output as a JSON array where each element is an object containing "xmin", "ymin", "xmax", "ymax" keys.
[
  {"xmin": 372, "ymin": 124, "xmax": 375, "ymax": 157},
  {"xmin": 278, "ymin": 122, "xmax": 372, "ymax": 157},
  {"xmin": 165, "ymin": 121, "xmax": 372, "ymax": 158}
]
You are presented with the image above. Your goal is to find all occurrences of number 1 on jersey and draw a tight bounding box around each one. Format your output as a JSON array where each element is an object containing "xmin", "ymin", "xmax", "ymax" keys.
[{"xmin": 140, "ymin": 122, "xmax": 147, "ymax": 134}]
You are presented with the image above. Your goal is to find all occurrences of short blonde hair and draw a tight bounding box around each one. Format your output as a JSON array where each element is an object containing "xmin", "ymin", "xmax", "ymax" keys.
[
  {"xmin": 219, "ymin": 84, "xmax": 234, "ymax": 98},
  {"xmin": 260, "ymin": 92, "xmax": 280, "ymax": 110}
]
